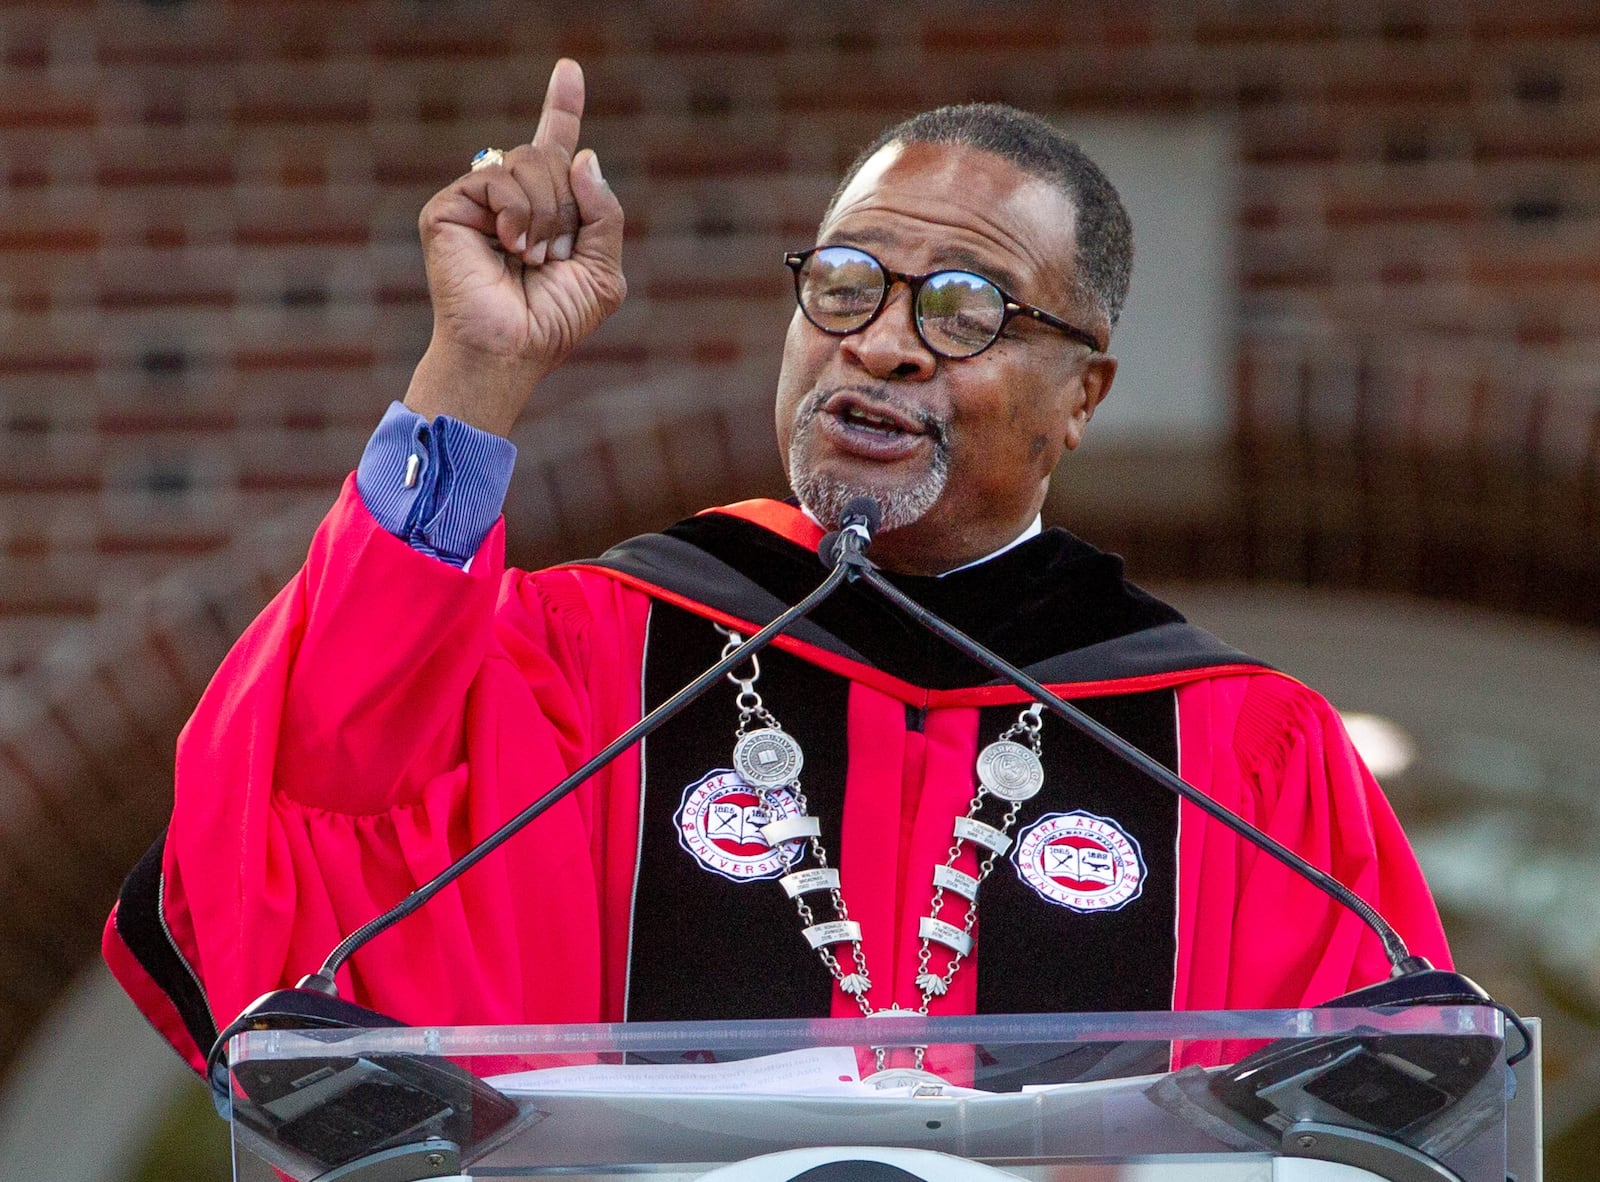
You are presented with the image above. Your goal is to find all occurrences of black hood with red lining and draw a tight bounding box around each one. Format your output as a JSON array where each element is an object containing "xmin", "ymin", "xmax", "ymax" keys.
[{"xmin": 582, "ymin": 500, "xmax": 1266, "ymax": 690}]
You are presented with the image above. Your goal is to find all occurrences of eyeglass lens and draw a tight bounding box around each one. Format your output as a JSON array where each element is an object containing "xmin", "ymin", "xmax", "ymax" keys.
[{"xmin": 797, "ymin": 246, "xmax": 1008, "ymax": 359}]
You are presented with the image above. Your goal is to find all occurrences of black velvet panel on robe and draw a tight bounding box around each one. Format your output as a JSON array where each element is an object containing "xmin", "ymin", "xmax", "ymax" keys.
[
  {"xmin": 624, "ymin": 513, "xmax": 1186, "ymax": 1025},
  {"xmin": 658, "ymin": 509, "xmax": 1187, "ymax": 689}
]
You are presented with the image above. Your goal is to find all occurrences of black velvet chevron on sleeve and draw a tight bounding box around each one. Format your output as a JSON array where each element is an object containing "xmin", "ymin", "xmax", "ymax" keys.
[{"xmin": 114, "ymin": 831, "xmax": 218, "ymax": 1057}]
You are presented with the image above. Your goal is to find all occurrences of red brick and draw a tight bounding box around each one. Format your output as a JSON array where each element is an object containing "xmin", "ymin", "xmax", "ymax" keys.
[
  {"xmin": 0, "ymin": 595, "xmax": 96, "ymax": 618},
  {"xmin": 2, "ymin": 30, "xmax": 51, "ymax": 70},
  {"xmin": 96, "ymin": 411, "xmax": 239, "ymax": 434},
  {"xmin": 652, "ymin": 29, "xmax": 785, "ymax": 54},
  {"xmin": 6, "ymin": 165, "xmax": 50, "ymax": 188},
  {"xmin": 1326, "ymin": 76, "xmax": 1473, "ymax": 105},
  {"xmin": 1194, "ymin": 11, "xmax": 1342, "ymax": 46},
  {"xmin": 1054, "ymin": 78, "xmax": 1198, "ymax": 112},
  {"xmin": 0, "ymin": 227, "xmax": 98, "ymax": 251},
  {"xmin": 1470, "ymin": 257, "xmax": 1600, "ymax": 285},
  {"xmin": 923, "ymin": 13, "xmax": 1065, "ymax": 53},
  {"xmin": 1473, "ymin": 127, "xmax": 1600, "ymax": 162},
  {"xmin": 692, "ymin": 338, "xmax": 741, "ymax": 364},
  {"xmin": 1469, "ymin": 10, "xmax": 1600, "ymax": 39},
  {"xmin": 557, "ymin": 334, "xmax": 649, "ymax": 366},
  {"xmin": 0, "ymin": 354, "xmax": 95, "ymax": 377},
  {"xmin": 233, "ymin": 346, "xmax": 375, "ymax": 371},
  {"xmin": 97, "ymin": 40, "xmax": 241, "ymax": 68},
  {"xmin": 236, "ymin": 98, "xmax": 371, "ymax": 126},
  {"xmin": 1244, "ymin": 137, "xmax": 1342, "ymax": 166},
  {"xmin": 93, "ymin": 532, "xmax": 229, "ymax": 557},
  {"xmin": 374, "ymin": 157, "xmax": 460, "ymax": 187},
  {"xmin": 96, "ymin": 161, "xmax": 235, "ymax": 187},
  {"xmin": 1380, "ymin": 260, "xmax": 1430, "ymax": 285},
  {"xmin": 376, "ymin": 280, "xmax": 429, "ymax": 306},
  {"xmin": 96, "ymin": 288, "xmax": 236, "ymax": 310},
  {"xmin": 236, "ymin": 222, "xmax": 371, "ymax": 247},
  {"xmin": 141, "ymin": 225, "xmax": 187, "ymax": 249},
  {"xmin": 648, "ymin": 144, "xmax": 787, "ymax": 179},
  {"xmin": 371, "ymin": 31, "xmax": 519, "ymax": 63},
  {"xmin": 0, "ymin": 90, "xmax": 96, "ymax": 130},
  {"xmin": 1241, "ymin": 205, "xmax": 1283, "ymax": 230},
  {"xmin": 1243, "ymin": 266, "xmax": 1334, "ymax": 291},
  {"xmin": 644, "ymin": 276, "xmax": 774, "ymax": 301},
  {"xmin": 1326, "ymin": 199, "xmax": 1479, "ymax": 226}
]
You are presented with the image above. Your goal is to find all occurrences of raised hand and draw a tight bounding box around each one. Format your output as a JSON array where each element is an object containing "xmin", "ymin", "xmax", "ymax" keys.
[{"xmin": 405, "ymin": 59, "xmax": 626, "ymax": 435}]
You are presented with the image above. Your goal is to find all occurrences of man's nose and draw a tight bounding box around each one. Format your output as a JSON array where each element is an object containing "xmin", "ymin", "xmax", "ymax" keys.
[{"xmin": 839, "ymin": 286, "xmax": 937, "ymax": 381}]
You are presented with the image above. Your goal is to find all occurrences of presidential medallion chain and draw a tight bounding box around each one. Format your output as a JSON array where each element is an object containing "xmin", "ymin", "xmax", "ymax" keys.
[{"xmin": 717, "ymin": 627, "xmax": 1046, "ymax": 1069}]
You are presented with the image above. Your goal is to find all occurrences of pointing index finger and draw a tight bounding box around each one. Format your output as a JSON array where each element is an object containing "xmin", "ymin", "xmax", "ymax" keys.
[{"xmin": 532, "ymin": 58, "xmax": 585, "ymax": 158}]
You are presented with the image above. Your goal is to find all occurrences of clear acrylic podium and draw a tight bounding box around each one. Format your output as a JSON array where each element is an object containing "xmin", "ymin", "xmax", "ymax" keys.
[{"xmin": 223, "ymin": 1006, "xmax": 1540, "ymax": 1182}]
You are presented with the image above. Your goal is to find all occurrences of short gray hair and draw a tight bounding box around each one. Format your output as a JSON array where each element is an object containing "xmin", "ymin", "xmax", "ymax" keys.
[{"xmin": 826, "ymin": 103, "xmax": 1134, "ymax": 332}]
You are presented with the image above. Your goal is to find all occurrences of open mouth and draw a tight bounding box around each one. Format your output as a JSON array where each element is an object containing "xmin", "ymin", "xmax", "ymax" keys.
[
  {"xmin": 825, "ymin": 393, "xmax": 928, "ymax": 435},
  {"xmin": 819, "ymin": 395, "xmax": 934, "ymax": 454},
  {"xmin": 838, "ymin": 404, "xmax": 913, "ymax": 434}
]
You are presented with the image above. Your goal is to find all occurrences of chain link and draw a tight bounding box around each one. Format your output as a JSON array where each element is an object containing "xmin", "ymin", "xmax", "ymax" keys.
[{"xmin": 719, "ymin": 624, "xmax": 1045, "ymax": 1036}]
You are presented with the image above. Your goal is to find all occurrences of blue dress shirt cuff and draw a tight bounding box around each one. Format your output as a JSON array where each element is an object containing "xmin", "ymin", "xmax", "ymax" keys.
[{"xmin": 356, "ymin": 401, "xmax": 517, "ymax": 567}]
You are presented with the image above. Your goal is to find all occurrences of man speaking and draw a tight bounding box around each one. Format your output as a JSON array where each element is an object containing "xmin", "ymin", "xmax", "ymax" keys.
[{"xmin": 104, "ymin": 60, "xmax": 1449, "ymax": 1073}]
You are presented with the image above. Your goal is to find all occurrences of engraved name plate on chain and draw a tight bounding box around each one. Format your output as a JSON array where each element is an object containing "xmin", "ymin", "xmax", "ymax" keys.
[
  {"xmin": 953, "ymin": 815, "xmax": 1013, "ymax": 856},
  {"xmin": 781, "ymin": 868, "xmax": 840, "ymax": 897},
  {"xmin": 976, "ymin": 738, "xmax": 1044, "ymax": 801},
  {"xmin": 716, "ymin": 631, "xmax": 1051, "ymax": 1021},
  {"xmin": 919, "ymin": 916, "xmax": 974, "ymax": 957},
  {"xmin": 932, "ymin": 864, "xmax": 980, "ymax": 901},
  {"xmin": 803, "ymin": 920, "xmax": 862, "ymax": 949},
  {"xmin": 733, "ymin": 728, "xmax": 803, "ymax": 786},
  {"xmin": 761, "ymin": 815, "xmax": 820, "ymax": 845}
]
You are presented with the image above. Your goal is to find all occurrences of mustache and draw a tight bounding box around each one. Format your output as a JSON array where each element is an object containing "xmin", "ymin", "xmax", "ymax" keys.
[{"xmin": 797, "ymin": 385, "xmax": 950, "ymax": 448}]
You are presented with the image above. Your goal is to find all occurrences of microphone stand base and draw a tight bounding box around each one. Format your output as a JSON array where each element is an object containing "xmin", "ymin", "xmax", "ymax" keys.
[
  {"xmin": 313, "ymin": 1139, "xmax": 462, "ymax": 1182},
  {"xmin": 1320, "ymin": 967, "xmax": 1492, "ymax": 1010},
  {"xmin": 1281, "ymin": 1120, "xmax": 1463, "ymax": 1182}
]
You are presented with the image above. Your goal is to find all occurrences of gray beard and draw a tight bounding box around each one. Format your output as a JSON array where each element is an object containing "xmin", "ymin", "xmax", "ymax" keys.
[{"xmin": 786, "ymin": 401, "xmax": 951, "ymax": 532}]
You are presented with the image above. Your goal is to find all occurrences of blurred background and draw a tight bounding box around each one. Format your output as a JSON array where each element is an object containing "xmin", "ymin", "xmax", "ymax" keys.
[{"xmin": 0, "ymin": 0, "xmax": 1597, "ymax": 1177}]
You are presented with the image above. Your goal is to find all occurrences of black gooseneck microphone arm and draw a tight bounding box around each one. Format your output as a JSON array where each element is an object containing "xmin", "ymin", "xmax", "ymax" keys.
[
  {"xmin": 843, "ymin": 540, "xmax": 1533, "ymax": 1061},
  {"xmin": 846, "ymin": 559, "xmax": 1419, "ymax": 970},
  {"xmin": 307, "ymin": 540, "xmax": 866, "ymax": 992},
  {"xmin": 206, "ymin": 515, "xmax": 870, "ymax": 1074},
  {"xmin": 211, "ymin": 493, "xmax": 1527, "ymax": 1083},
  {"xmin": 206, "ymin": 499, "xmax": 885, "ymax": 1081}
]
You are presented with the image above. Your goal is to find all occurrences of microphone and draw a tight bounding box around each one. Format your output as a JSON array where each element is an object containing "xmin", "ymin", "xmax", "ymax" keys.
[
  {"xmin": 242, "ymin": 494, "xmax": 874, "ymax": 1032},
  {"xmin": 844, "ymin": 563, "xmax": 1528, "ymax": 1157},
  {"xmin": 205, "ymin": 527, "xmax": 869, "ymax": 1173},
  {"xmin": 818, "ymin": 495, "xmax": 882, "ymax": 571}
]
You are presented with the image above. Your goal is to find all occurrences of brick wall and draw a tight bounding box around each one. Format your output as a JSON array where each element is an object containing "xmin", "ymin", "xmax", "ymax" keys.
[
  {"xmin": 1, "ymin": 0, "xmax": 1599, "ymax": 1077},
  {"xmin": 3, "ymin": 0, "xmax": 1598, "ymax": 676}
]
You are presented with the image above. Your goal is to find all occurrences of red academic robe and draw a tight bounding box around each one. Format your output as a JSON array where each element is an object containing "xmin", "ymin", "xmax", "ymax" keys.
[{"xmin": 104, "ymin": 480, "xmax": 1450, "ymax": 1074}]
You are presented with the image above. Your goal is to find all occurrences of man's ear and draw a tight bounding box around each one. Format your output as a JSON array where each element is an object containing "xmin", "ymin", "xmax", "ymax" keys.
[{"xmin": 1063, "ymin": 353, "xmax": 1117, "ymax": 450}]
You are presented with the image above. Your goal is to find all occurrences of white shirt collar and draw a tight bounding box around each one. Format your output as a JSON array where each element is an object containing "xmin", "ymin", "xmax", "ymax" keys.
[
  {"xmin": 797, "ymin": 506, "xmax": 1042, "ymax": 576},
  {"xmin": 937, "ymin": 515, "xmax": 1042, "ymax": 576}
]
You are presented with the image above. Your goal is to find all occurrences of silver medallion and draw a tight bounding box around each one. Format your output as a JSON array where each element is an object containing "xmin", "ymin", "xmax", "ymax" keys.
[
  {"xmin": 733, "ymin": 727, "xmax": 804, "ymax": 786},
  {"xmin": 975, "ymin": 739, "xmax": 1044, "ymax": 801}
]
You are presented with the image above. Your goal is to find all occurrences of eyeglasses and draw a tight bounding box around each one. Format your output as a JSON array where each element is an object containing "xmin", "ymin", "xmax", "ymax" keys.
[{"xmin": 784, "ymin": 245, "xmax": 1102, "ymax": 360}]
